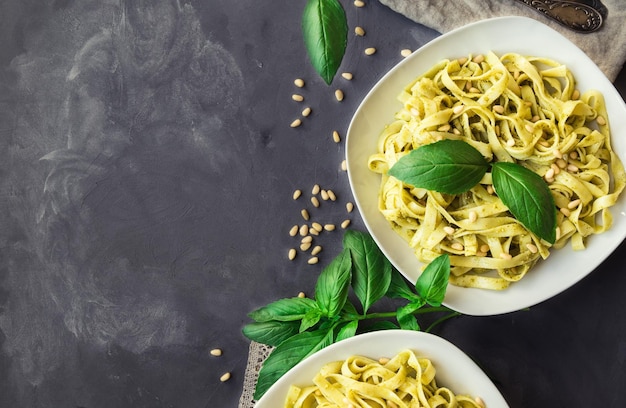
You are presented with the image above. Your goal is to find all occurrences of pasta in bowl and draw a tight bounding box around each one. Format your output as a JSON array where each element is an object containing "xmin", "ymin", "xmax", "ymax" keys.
[
  {"xmin": 346, "ymin": 16, "xmax": 626, "ymax": 315},
  {"xmin": 254, "ymin": 330, "xmax": 508, "ymax": 408}
]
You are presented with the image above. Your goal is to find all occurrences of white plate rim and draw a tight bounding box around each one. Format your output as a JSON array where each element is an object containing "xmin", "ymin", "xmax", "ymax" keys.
[
  {"xmin": 346, "ymin": 16, "xmax": 626, "ymax": 315},
  {"xmin": 254, "ymin": 329, "xmax": 509, "ymax": 407}
]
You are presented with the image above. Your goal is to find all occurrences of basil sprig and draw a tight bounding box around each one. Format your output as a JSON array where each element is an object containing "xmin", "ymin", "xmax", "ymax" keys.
[
  {"xmin": 389, "ymin": 139, "xmax": 557, "ymax": 244},
  {"xmin": 302, "ymin": 0, "xmax": 348, "ymax": 84},
  {"xmin": 243, "ymin": 230, "xmax": 457, "ymax": 400}
]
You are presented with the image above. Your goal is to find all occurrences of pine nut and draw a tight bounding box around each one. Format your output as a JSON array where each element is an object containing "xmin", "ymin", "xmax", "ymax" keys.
[
  {"xmin": 341, "ymin": 160, "xmax": 347, "ymax": 171},
  {"xmin": 493, "ymin": 105, "xmax": 505, "ymax": 114},
  {"xmin": 320, "ymin": 190, "xmax": 329, "ymax": 200},
  {"xmin": 571, "ymin": 90, "xmax": 580, "ymax": 100},
  {"xmin": 453, "ymin": 105, "xmax": 464, "ymax": 115},
  {"xmin": 443, "ymin": 226, "xmax": 455, "ymax": 235},
  {"xmin": 500, "ymin": 252, "xmax": 513, "ymax": 260},
  {"xmin": 301, "ymin": 235, "xmax": 313, "ymax": 244},
  {"xmin": 311, "ymin": 197, "xmax": 320, "ymax": 207},
  {"xmin": 302, "ymin": 107, "xmax": 311, "ymax": 117},
  {"xmin": 288, "ymin": 248, "xmax": 297, "ymax": 260},
  {"xmin": 451, "ymin": 242, "xmax": 464, "ymax": 251},
  {"xmin": 476, "ymin": 251, "xmax": 487, "ymax": 257},
  {"xmin": 354, "ymin": 26, "xmax": 365, "ymax": 36},
  {"xmin": 544, "ymin": 168, "xmax": 555, "ymax": 180},
  {"xmin": 294, "ymin": 78, "xmax": 305, "ymax": 88},
  {"xmin": 480, "ymin": 244, "xmax": 490, "ymax": 253},
  {"xmin": 378, "ymin": 357, "xmax": 390, "ymax": 365},
  {"xmin": 327, "ymin": 190, "xmax": 337, "ymax": 201},
  {"xmin": 311, "ymin": 245, "xmax": 322, "ymax": 256},
  {"xmin": 472, "ymin": 54, "xmax": 485, "ymax": 63},
  {"xmin": 210, "ymin": 348, "xmax": 223, "ymax": 356},
  {"xmin": 556, "ymin": 226, "xmax": 561, "ymax": 240},
  {"xmin": 553, "ymin": 149, "xmax": 562, "ymax": 159},
  {"xmin": 312, "ymin": 184, "xmax": 320, "ymax": 195},
  {"xmin": 506, "ymin": 139, "xmax": 515, "ymax": 147},
  {"xmin": 457, "ymin": 57, "xmax": 468, "ymax": 65},
  {"xmin": 568, "ymin": 199, "xmax": 581, "ymax": 209},
  {"xmin": 289, "ymin": 225, "xmax": 298, "ymax": 236},
  {"xmin": 308, "ymin": 256, "xmax": 319, "ymax": 265},
  {"xmin": 341, "ymin": 219, "xmax": 351, "ymax": 229},
  {"xmin": 354, "ymin": 0, "xmax": 365, "ymax": 7},
  {"xmin": 220, "ymin": 372, "xmax": 231, "ymax": 382},
  {"xmin": 526, "ymin": 243, "xmax": 538, "ymax": 254},
  {"xmin": 293, "ymin": 189, "xmax": 302, "ymax": 200},
  {"xmin": 364, "ymin": 47, "xmax": 376, "ymax": 55},
  {"xmin": 469, "ymin": 87, "xmax": 480, "ymax": 93},
  {"xmin": 487, "ymin": 185, "xmax": 495, "ymax": 195},
  {"xmin": 525, "ymin": 123, "xmax": 535, "ymax": 133},
  {"xmin": 438, "ymin": 124, "xmax": 451, "ymax": 132},
  {"xmin": 567, "ymin": 164, "xmax": 579, "ymax": 173},
  {"xmin": 556, "ymin": 158, "xmax": 567, "ymax": 169},
  {"xmin": 560, "ymin": 207, "xmax": 571, "ymax": 217},
  {"xmin": 299, "ymin": 224, "xmax": 309, "ymax": 236},
  {"xmin": 469, "ymin": 211, "xmax": 478, "ymax": 222},
  {"xmin": 597, "ymin": 115, "xmax": 606, "ymax": 126},
  {"xmin": 312, "ymin": 222, "xmax": 323, "ymax": 232},
  {"xmin": 310, "ymin": 228, "xmax": 319, "ymax": 236},
  {"xmin": 335, "ymin": 89, "xmax": 344, "ymax": 101},
  {"xmin": 332, "ymin": 130, "xmax": 341, "ymax": 143},
  {"xmin": 551, "ymin": 163, "xmax": 560, "ymax": 175},
  {"xmin": 301, "ymin": 209, "xmax": 309, "ymax": 220},
  {"xmin": 298, "ymin": 291, "xmax": 306, "ymax": 298},
  {"xmin": 324, "ymin": 224, "xmax": 336, "ymax": 231},
  {"xmin": 300, "ymin": 242, "xmax": 312, "ymax": 251},
  {"xmin": 342, "ymin": 72, "xmax": 353, "ymax": 80},
  {"xmin": 346, "ymin": 202, "xmax": 354, "ymax": 213},
  {"xmin": 400, "ymin": 49, "xmax": 412, "ymax": 58},
  {"xmin": 290, "ymin": 119, "xmax": 302, "ymax": 128},
  {"xmin": 569, "ymin": 151, "xmax": 578, "ymax": 159},
  {"xmin": 538, "ymin": 139, "xmax": 549, "ymax": 147},
  {"xmin": 475, "ymin": 396, "xmax": 485, "ymax": 408},
  {"xmin": 292, "ymin": 94, "xmax": 304, "ymax": 102}
]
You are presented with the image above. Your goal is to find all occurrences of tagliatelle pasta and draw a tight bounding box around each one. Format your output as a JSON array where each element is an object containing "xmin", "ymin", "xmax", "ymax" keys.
[
  {"xmin": 368, "ymin": 51, "xmax": 625, "ymax": 290},
  {"xmin": 284, "ymin": 349, "xmax": 483, "ymax": 408}
]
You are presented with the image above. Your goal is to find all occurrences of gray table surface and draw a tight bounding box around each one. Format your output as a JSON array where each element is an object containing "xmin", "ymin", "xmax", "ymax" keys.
[{"xmin": 1, "ymin": 1, "xmax": 625, "ymax": 407}]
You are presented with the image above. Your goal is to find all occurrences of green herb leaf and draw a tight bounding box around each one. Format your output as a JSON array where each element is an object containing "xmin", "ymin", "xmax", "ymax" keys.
[
  {"xmin": 492, "ymin": 162, "xmax": 557, "ymax": 244},
  {"xmin": 367, "ymin": 320, "xmax": 400, "ymax": 331},
  {"xmin": 302, "ymin": 0, "xmax": 348, "ymax": 85},
  {"xmin": 388, "ymin": 139, "xmax": 490, "ymax": 194},
  {"xmin": 254, "ymin": 328, "xmax": 334, "ymax": 400},
  {"xmin": 248, "ymin": 297, "xmax": 318, "ymax": 322},
  {"xmin": 343, "ymin": 230, "xmax": 392, "ymax": 314},
  {"xmin": 335, "ymin": 320, "xmax": 358, "ymax": 342},
  {"xmin": 396, "ymin": 301, "xmax": 424, "ymax": 331},
  {"xmin": 415, "ymin": 254, "xmax": 450, "ymax": 307},
  {"xmin": 315, "ymin": 248, "xmax": 352, "ymax": 317},
  {"xmin": 241, "ymin": 320, "xmax": 300, "ymax": 347},
  {"xmin": 299, "ymin": 307, "xmax": 323, "ymax": 332},
  {"xmin": 386, "ymin": 267, "xmax": 419, "ymax": 301}
]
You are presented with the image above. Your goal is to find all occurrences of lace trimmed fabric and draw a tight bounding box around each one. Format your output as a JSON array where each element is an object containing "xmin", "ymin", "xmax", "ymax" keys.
[{"xmin": 238, "ymin": 342, "xmax": 273, "ymax": 408}]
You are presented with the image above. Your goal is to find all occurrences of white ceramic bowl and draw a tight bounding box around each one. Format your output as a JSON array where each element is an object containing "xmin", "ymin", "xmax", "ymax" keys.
[
  {"xmin": 346, "ymin": 16, "xmax": 626, "ymax": 316},
  {"xmin": 254, "ymin": 330, "xmax": 509, "ymax": 407}
]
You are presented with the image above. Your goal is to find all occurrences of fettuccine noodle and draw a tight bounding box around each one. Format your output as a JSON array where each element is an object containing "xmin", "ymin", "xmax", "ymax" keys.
[
  {"xmin": 284, "ymin": 349, "xmax": 483, "ymax": 408},
  {"xmin": 368, "ymin": 52, "xmax": 625, "ymax": 290}
]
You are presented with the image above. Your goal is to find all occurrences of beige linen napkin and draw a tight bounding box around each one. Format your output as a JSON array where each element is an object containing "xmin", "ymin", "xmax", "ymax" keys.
[
  {"xmin": 238, "ymin": 2, "xmax": 625, "ymax": 407},
  {"xmin": 380, "ymin": 0, "xmax": 626, "ymax": 81}
]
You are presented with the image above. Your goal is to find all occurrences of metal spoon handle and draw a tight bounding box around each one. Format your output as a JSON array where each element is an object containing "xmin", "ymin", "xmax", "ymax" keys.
[{"xmin": 515, "ymin": 0, "xmax": 606, "ymax": 33}]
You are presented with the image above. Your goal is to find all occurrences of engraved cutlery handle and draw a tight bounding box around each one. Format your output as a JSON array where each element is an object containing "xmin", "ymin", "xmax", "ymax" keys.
[{"xmin": 514, "ymin": 0, "xmax": 606, "ymax": 33}]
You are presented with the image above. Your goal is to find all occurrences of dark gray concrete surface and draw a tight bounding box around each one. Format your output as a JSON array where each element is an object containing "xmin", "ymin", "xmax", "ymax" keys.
[{"xmin": 1, "ymin": 1, "xmax": 625, "ymax": 407}]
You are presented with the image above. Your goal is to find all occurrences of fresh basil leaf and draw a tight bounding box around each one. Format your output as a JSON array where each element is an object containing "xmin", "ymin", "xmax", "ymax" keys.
[
  {"xmin": 254, "ymin": 328, "xmax": 334, "ymax": 400},
  {"xmin": 492, "ymin": 162, "xmax": 557, "ymax": 244},
  {"xmin": 342, "ymin": 230, "xmax": 392, "ymax": 314},
  {"xmin": 241, "ymin": 320, "xmax": 300, "ymax": 347},
  {"xmin": 335, "ymin": 320, "xmax": 358, "ymax": 342},
  {"xmin": 396, "ymin": 301, "xmax": 424, "ymax": 331},
  {"xmin": 388, "ymin": 139, "xmax": 489, "ymax": 195},
  {"xmin": 302, "ymin": 0, "xmax": 348, "ymax": 85},
  {"xmin": 415, "ymin": 254, "xmax": 450, "ymax": 307},
  {"xmin": 341, "ymin": 300, "xmax": 360, "ymax": 319},
  {"xmin": 367, "ymin": 320, "xmax": 399, "ymax": 331},
  {"xmin": 299, "ymin": 307, "xmax": 323, "ymax": 332},
  {"xmin": 248, "ymin": 297, "xmax": 318, "ymax": 322},
  {"xmin": 386, "ymin": 267, "xmax": 419, "ymax": 301},
  {"xmin": 315, "ymin": 248, "xmax": 352, "ymax": 317}
]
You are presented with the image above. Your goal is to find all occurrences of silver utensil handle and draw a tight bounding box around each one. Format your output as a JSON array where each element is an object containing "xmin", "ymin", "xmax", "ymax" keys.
[{"xmin": 515, "ymin": 0, "xmax": 606, "ymax": 33}]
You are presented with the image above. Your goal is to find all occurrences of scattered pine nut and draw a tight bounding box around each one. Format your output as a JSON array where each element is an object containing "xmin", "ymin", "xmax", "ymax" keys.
[
  {"xmin": 312, "ymin": 184, "xmax": 320, "ymax": 195},
  {"xmin": 311, "ymin": 245, "xmax": 322, "ymax": 256},
  {"xmin": 341, "ymin": 219, "xmax": 351, "ymax": 229},
  {"xmin": 327, "ymin": 190, "xmax": 337, "ymax": 201},
  {"xmin": 324, "ymin": 223, "xmax": 336, "ymax": 231},
  {"xmin": 526, "ymin": 243, "xmax": 538, "ymax": 254},
  {"xmin": 378, "ymin": 357, "xmax": 390, "ymax": 365},
  {"xmin": 293, "ymin": 189, "xmax": 302, "ymax": 200},
  {"xmin": 301, "ymin": 235, "xmax": 313, "ymax": 244},
  {"xmin": 292, "ymin": 94, "xmax": 304, "ymax": 102},
  {"xmin": 476, "ymin": 251, "xmax": 487, "ymax": 257},
  {"xmin": 220, "ymin": 372, "xmax": 231, "ymax": 382},
  {"xmin": 469, "ymin": 211, "xmax": 478, "ymax": 222},
  {"xmin": 289, "ymin": 225, "xmax": 299, "ymax": 236},
  {"xmin": 571, "ymin": 89, "xmax": 580, "ymax": 100},
  {"xmin": 302, "ymin": 107, "xmax": 311, "ymax": 117},
  {"xmin": 299, "ymin": 224, "xmax": 309, "ymax": 236},
  {"xmin": 294, "ymin": 78, "xmax": 305, "ymax": 88},
  {"xmin": 320, "ymin": 190, "xmax": 329, "ymax": 200},
  {"xmin": 569, "ymin": 151, "xmax": 578, "ymax": 159},
  {"xmin": 472, "ymin": 54, "xmax": 485, "ymax": 63},
  {"xmin": 475, "ymin": 396, "xmax": 486, "ymax": 408},
  {"xmin": 354, "ymin": 0, "xmax": 365, "ymax": 7},
  {"xmin": 597, "ymin": 115, "xmax": 607, "ymax": 126},
  {"xmin": 341, "ymin": 72, "xmax": 353, "ymax": 80},
  {"xmin": 301, "ymin": 209, "xmax": 310, "ymax": 220},
  {"xmin": 210, "ymin": 348, "xmax": 223, "ymax": 356},
  {"xmin": 288, "ymin": 248, "xmax": 297, "ymax": 260},
  {"xmin": 553, "ymin": 149, "xmax": 562, "ymax": 159},
  {"xmin": 486, "ymin": 185, "xmax": 495, "ymax": 195},
  {"xmin": 354, "ymin": 26, "xmax": 365, "ymax": 36},
  {"xmin": 298, "ymin": 291, "xmax": 306, "ymax": 298},
  {"xmin": 551, "ymin": 163, "xmax": 560, "ymax": 175},
  {"xmin": 438, "ymin": 124, "xmax": 451, "ymax": 132},
  {"xmin": 332, "ymin": 130, "xmax": 341, "ymax": 143},
  {"xmin": 341, "ymin": 159, "xmax": 347, "ymax": 171},
  {"xmin": 500, "ymin": 252, "xmax": 513, "ymax": 260},
  {"xmin": 364, "ymin": 47, "xmax": 376, "ymax": 56},
  {"xmin": 311, "ymin": 196, "xmax": 320, "ymax": 207},
  {"xmin": 400, "ymin": 49, "xmax": 412, "ymax": 58},
  {"xmin": 531, "ymin": 115, "xmax": 540, "ymax": 122},
  {"xmin": 556, "ymin": 158, "xmax": 567, "ymax": 169},
  {"xmin": 544, "ymin": 168, "xmax": 555, "ymax": 181},
  {"xmin": 480, "ymin": 244, "xmax": 490, "ymax": 253},
  {"xmin": 335, "ymin": 89, "xmax": 344, "ymax": 101},
  {"xmin": 346, "ymin": 202, "xmax": 354, "ymax": 213},
  {"xmin": 493, "ymin": 105, "xmax": 505, "ymax": 114},
  {"xmin": 309, "ymin": 228, "xmax": 319, "ymax": 236},
  {"xmin": 506, "ymin": 139, "xmax": 515, "ymax": 147},
  {"xmin": 556, "ymin": 226, "xmax": 562, "ymax": 240},
  {"xmin": 451, "ymin": 242, "xmax": 464, "ymax": 251},
  {"xmin": 525, "ymin": 123, "xmax": 535, "ymax": 133},
  {"xmin": 444, "ymin": 226, "xmax": 455, "ymax": 235},
  {"xmin": 300, "ymin": 242, "xmax": 312, "ymax": 251},
  {"xmin": 312, "ymin": 222, "xmax": 323, "ymax": 232},
  {"xmin": 308, "ymin": 256, "xmax": 319, "ymax": 265},
  {"xmin": 560, "ymin": 207, "xmax": 571, "ymax": 217},
  {"xmin": 567, "ymin": 164, "xmax": 579, "ymax": 173},
  {"xmin": 290, "ymin": 119, "xmax": 302, "ymax": 128},
  {"xmin": 453, "ymin": 105, "xmax": 464, "ymax": 115},
  {"xmin": 468, "ymin": 87, "xmax": 480, "ymax": 93},
  {"xmin": 568, "ymin": 199, "xmax": 581, "ymax": 209}
]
